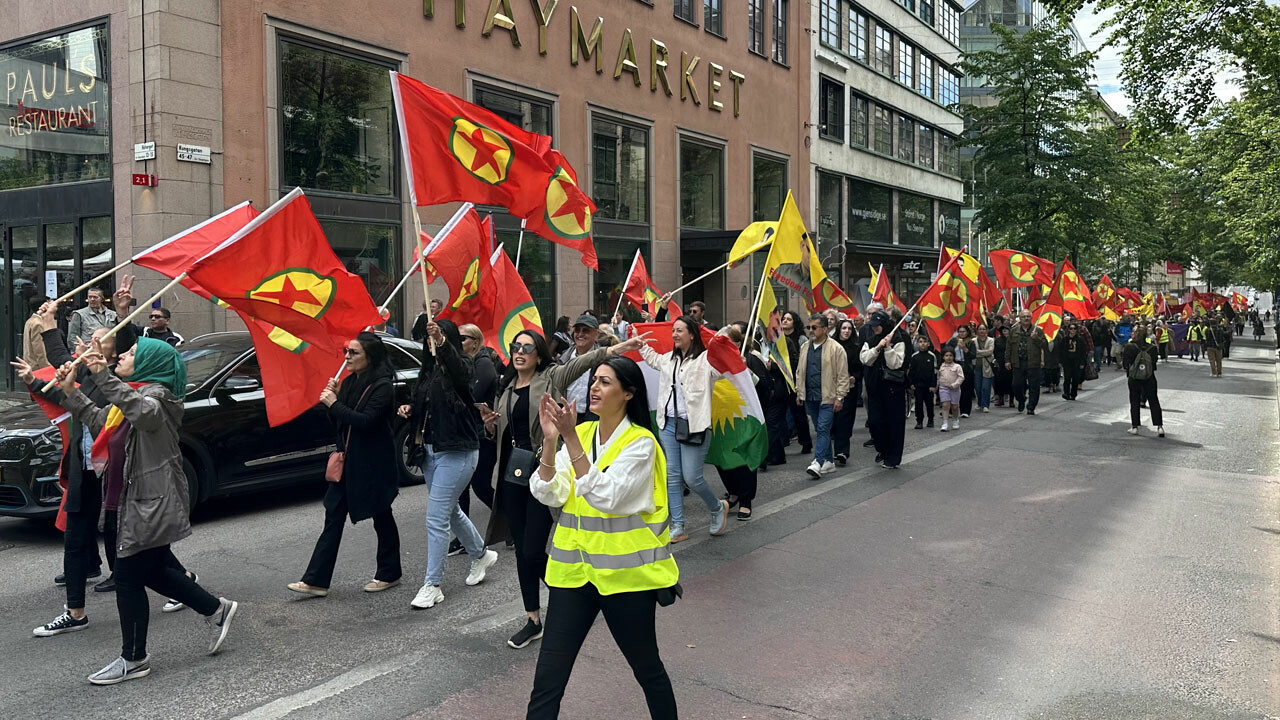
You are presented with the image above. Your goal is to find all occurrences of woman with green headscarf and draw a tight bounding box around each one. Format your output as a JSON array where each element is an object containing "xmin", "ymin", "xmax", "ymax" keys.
[{"xmin": 52, "ymin": 337, "xmax": 240, "ymax": 685}]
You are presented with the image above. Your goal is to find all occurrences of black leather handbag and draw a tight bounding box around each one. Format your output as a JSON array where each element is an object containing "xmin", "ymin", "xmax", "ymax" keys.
[{"xmin": 501, "ymin": 390, "xmax": 538, "ymax": 486}]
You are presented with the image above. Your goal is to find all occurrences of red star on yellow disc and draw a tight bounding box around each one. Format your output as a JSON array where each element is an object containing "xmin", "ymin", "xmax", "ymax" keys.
[{"xmin": 253, "ymin": 275, "xmax": 318, "ymax": 310}]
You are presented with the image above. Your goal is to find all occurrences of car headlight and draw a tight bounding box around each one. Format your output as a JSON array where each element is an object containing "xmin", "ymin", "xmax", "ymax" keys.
[{"xmin": 0, "ymin": 436, "xmax": 33, "ymax": 461}]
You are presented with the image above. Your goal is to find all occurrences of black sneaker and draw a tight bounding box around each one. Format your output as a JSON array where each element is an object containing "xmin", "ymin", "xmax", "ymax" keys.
[
  {"xmin": 834, "ymin": 453, "xmax": 848, "ymax": 466},
  {"xmin": 447, "ymin": 538, "xmax": 465, "ymax": 557},
  {"xmin": 862, "ymin": 439, "xmax": 875, "ymax": 448},
  {"xmin": 926, "ymin": 418, "xmax": 934, "ymax": 428},
  {"xmin": 54, "ymin": 568, "xmax": 101, "ymax": 587},
  {"xmin": 34, "ymin": 609, "xmax": 88, "ymax": 637},
  {"xmin": 1027, "ymin": 409, "xmax": 1036, "ymax": 416},
  {"xmin": 914, "ymin": 422, "xmax": 924, "ymax": 430},
  {"xmin": 507, "ymin": 619, "xmax": 544, "ymax": 649},
  {"xmin": 93, "ymin": 575, "xmax": 116, "ymax": 593}
]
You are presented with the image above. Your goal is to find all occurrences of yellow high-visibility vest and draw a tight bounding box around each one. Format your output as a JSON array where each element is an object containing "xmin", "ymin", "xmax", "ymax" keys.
[{"xmin": 546, "ymin": 421, "xmax": 679, "ymax": 595}]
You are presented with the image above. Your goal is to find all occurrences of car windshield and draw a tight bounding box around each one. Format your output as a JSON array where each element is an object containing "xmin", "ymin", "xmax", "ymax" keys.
[{"xmin": 180, "ymin": 333, "xmax": 253, "ymax": 392}]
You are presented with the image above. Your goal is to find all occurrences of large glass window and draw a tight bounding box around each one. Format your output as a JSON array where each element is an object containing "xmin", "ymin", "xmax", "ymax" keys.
[
  {"xmin": 938, "ymin": 67, "xmax": 959, "ymax": 106},
  {"xmin": 8, "ymin": 227, "xmax": 38, "ymax": 372},
  {"xmin": 772, "ymin": 0, "xmax": 789, "ymax": 64},
  {"xmin": 45, "ymin": 223, "xmax": 75, "ymax": 304},
  {"xmin": 898, "ymin": 41, "xmax": 914, "ymax": 87},
  {"xmin": 874, "ymin": 26, "xmax": 893, "ymax": 75},
  {"xmin": 898, "ymin": 192, "xmax": 933, "ymax": 247},
  {"xmin": 749, "ymin": 0, "xmax": 766, "ymax": 54},
  {"xmin": 939, "ymin": 133, "xmax": 959, "ymax": 175},
  {"xmin": 819, "ymin": 77, "xmax": 845, "ymax": 142},
  {"xmin": 705, "ymin": 0, "xmax": 724, "ymax": 35},
  {"xmin": 317, "ymin": 220, "xmax": 401, "ymax": 327},
  {"xmin": 940, "ymin": 201, "xmax": 961, "ymax": 245},
  {"xmin": 918, "ymin": 124, "xmax": 934, "ymax": 169},
  {"xmin": 680, "ymin": 139, "xmax": 724, "ymax": 229},
  {"xmin": 0, "ymin": 24, "xmax": 111, "ymax": 190},
  {"xmin": 676, "ymin": 0, "xmax": 697, "ymax": 24},
  {"xmin": 593, "ymin": 238, "xmax": 648, "ymax": 321},
  {"xmin": 847, "ymin": 179, "xmax": 892, "ymax": 245},
  {"xmin": 473, "ymin": 84, "xmax": 551, "ymax": 136},
  {"xmin": 919, "ymin": 55, "xmax": 934, "ymax": 99},
  {"xmin": 940, "ymin": 2, "xmax": 960, "ymax": 44},
  {"xmin": 820, "ymin": 0, "xmax": 842, "ymax": 49},
  {"xmin": 874, "ymin": 105, "xmax": 893, "ymax": 155},
  {"xmin": 280, "ymin": 40, "xmax": 395, "ymax": 197},
  {"xmin": 81, "ymin": 217, "xmax": 114, "ymax": 289},
  {"xmin": 848, "ymin": 9, "xmax": 868, "ymax": 62},
  {"xmin": 897, "ymin": 115, "xmax": 915, "ymax": 163},
  {"xmin": 591, "ymin": 119, "xmax": 649, "ymax": 223},
  {"xmin": 920, "ymin": 0, "xmax": 935, "ymax": 26},
  {"xmin": 850, "ymin": 93, "xmax": 869, "ymax": 148},
  {"xmin": 753, "ymin": 154, "xmax": 788, "ymax": 221},
  {"xmin": 817, "ymin": 171, "xmax": 843, "ymax": 246}
]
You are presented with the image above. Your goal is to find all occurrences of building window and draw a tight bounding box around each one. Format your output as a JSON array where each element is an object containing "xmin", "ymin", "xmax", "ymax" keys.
[
  {"xmin": 940, "ymin": 2, "xmax": 959, "ymax": 44},
  {"xmin": 874, "ymin": 105, "xmax": 893, "ymax": 155},
  {"xmin": 819, "ymin": 77, "xmax": 845, "ymax": 141},
  {"xmin": 939, "ymin": 67, "xmax": 959, "ymax": 106},
  {"xmin": 676, "ymin": 0, "xmax": 697, "ymax": 24},
  {"xmin": 474, "ymin": 84, "xmax": 552, "ymax": 136},
  {"xmin": 318, "ymin": 220, "xmax": 402, "ymax": 318},
  {"xmin": 918, "ymin": 125, "xmax": 934, "ymax": 169},
  {"xmin": 897, "ymin": 115, "xmax": 915, "ymax": 163},
  {"xmin": 820, "ymin": 0, "xmax": 842, "ymax": 49},
  {"xmin": 919, "ymin": 55, "xmax": 934, "ymax": 99},
  {"xmin": 680, "ymin": 138, "xmax": 724, "ymax": 229},
  {"xmin": 874, "ymin": 25, "xmax": 893, "ymax": 75},
  {"xmin": 898, "ymin": 192, "xmax": 933, "ymax": 247},
  {"xmin": 281, "ymin": 40, "xmax": 396, "ymax": 197},
  {"xmin": 898, "ymin": 0, "xmax": 915, "ymax": 12},
  {"xmin": 920, "ymin": 0, "xmax": 934, "ymax": 26},
  {"xmin": 591, "ymin": 118, "xmax": 649, "ymax": 223},
  {"xmin": 848, "ymin": 178, "xmax": 892, "ymax": 244},
  {"xmin": 772, "ymin": 0, "xmax": 789, "ymax": 63},
  {"xmin": 848, "ymin": 9, "xmax": 868, "ymax": 62},
  {"xmin": 705, "ymin": 0, "xmax": 724, "ymax": 35},
  {"xmin": 898, "ymin": 41, "xmax": 914, "ymax": 87},
  {"xmin": 850, "ymin": 93, "xmax": 869, "ymax": 148},
  {"xmin": 753, "ymin": 154, "xmax": 788, "ymax": 221},
  {"xmin": 817, "ymin": 171, "xmax": 843, "ymax": 246},
  {"xmin": 0, "ymin": 24, "xmax": 111, "ymax": 190},
  {"xmin": 748, "ymin": 0, "xmax": 766, "ymax": 54},
  {"xmin": 938, "ymin": 133, "xmax": 959, "ymax": 175}
]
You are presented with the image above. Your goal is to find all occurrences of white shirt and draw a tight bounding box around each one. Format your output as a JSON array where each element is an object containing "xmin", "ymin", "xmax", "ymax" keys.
[
  {"xmin": 562, "ymin": 347, "xmax": 591, "ymax": 411},
  {"xmin": 530, "ymin": 418, "xmax": 658, "ymax": 516}
]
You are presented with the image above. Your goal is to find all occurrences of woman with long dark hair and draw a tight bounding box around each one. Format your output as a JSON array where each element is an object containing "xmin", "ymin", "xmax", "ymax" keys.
[
  {"xmin": 780, "ymin": 310, "xmax": 812, "ymax": 454},
  {"xmin": 289, "ymin": 331, "xmax": 401, "ymax": 597},
  {"xmin": 831, "ymin": 318, "xmax": 862, "ymax": 465},
  {"xmin": 526, "ymin": 356, "xmax": 678, "ymax": 719},
  {"xmin": 860, "ymin": 312, "xmax": 910, "ymax": 469},
  {"xmin": 639, "ymin": 316, "xmax": 730, "ymax": 543},
  {"xmin": 479, "ymin": 328, "xmax": 648, "ymax": 649}
]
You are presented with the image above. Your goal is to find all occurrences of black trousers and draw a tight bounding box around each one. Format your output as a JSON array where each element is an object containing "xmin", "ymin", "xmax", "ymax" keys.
[
  {"xmin": 499, "ymin": 480, "xmax": 554, "ymax": 613},
  {"xmin": 787, "ymin": 393, "xmax": 812, "ymax": 450},
  {"xmin": 958, "ymin": 370, "xmax": 974, "ymax": 415},
  {"xmin": 103, "ymin": 510, "xmax": 118, "ymax": 573},
  {"xmin": 1011, "ymin": 367, "xmax": 1042, "ymax": 411},
  {"xmin": 830, "ymin": 386, "xmax": 858, "ymax": 458},
  {"xmin": 1062, "ymin": 363, "xmax": 1083, "ymax": 399},
  {"xmin": 459, "ymin": 438, "xmax": 497, "ymax": 516},
  {"xmin": 764, "ymin": 400, "xmax": 788, "ymax": 465},
  {"xmin": 716, "ymin": 465, "xmax": 757, "ymax": 510},
  {"xmin": 864, "ymin": 377, "xmax": 883, "ymax": 448},
  {"xmin": 63, "ymin": 474, "xmax": 103, "ymax": 610},
  {"xmin": 871, "ymin": 383, "xmax": 907, "ymax": 466},
  {"xmin": 1128, "ymin": 377, "xmax": 1163, "ymax": 427},
  {"xmin": 913, "ymin": 385, "xmax": 934, "ymax": 422},
  {"xmin": 527, "ymin": 584, "xmax": 676, "ymax": 720},
  {"xmin": 302, "ymin": 486, "xmax": 401, "ymax": 588},
  {"xmin": 115, "ymin": 545, "xmax": 219, "ymax": 661}
]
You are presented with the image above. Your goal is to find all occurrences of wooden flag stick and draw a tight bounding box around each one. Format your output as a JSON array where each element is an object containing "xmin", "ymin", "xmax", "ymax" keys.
[
  {"xmin": 884, "ymin": 245, "xmax": 968, "ymax": 340},
  {"xmin": 742, "ymin": 259, "xmax": 772, "ymax": 358},
  {"xmin": 42, "ymin": 273, "xmax": 189, "ymax": 392},
  {"xmin": 659, "ymin": 257, "xmax": 736, "ymax": 306},
  {"xmin": 49, "ymin": 259, "xmax": 133, "ymax": 306}
]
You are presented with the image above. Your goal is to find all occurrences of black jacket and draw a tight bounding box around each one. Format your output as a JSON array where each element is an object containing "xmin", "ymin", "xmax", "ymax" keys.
[
  {"xmin": 907, "ymin": 348, "xmax": 939, "ymax": 388},
  {"xmin": 1121, "ymin": 340, "xmax": 1159, "ymax": 377},
  {"xmin": 409, "ymin": 339, "xmax": 480, "ymax": 452},
  {"xmin": 1057, "ymin": 333, "xmax": 1089, "ymax": 366},
  {"xmin": 327, "ymin": 369, "xmax": 398, "ymax": 523},
  {"xmin": 35, "ymin": 328, "xmax": 112, "ymax": 514}
]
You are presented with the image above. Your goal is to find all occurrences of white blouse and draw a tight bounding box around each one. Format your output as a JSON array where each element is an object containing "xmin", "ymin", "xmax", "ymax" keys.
[{"xmin": 530, "ymin": 418, "xmax": 658, "ymax": 516}]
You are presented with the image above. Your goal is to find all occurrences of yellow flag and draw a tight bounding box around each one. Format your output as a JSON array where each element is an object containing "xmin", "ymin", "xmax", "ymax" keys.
[
  {"xmin": 728, "ymin": 221, "xmax": 777, "ymax": 266},
  {"xmin": 942, "ymin": 246, "xmax": 982, "ymax": 284}
]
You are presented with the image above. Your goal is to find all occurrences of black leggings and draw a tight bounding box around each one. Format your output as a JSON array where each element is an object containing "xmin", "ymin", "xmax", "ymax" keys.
[
  {"xmin": 63, "ymin": 476, "xmax": 103, "ymax": 610},
  {"xmin": 115, "ymin": 545, "xmax": 218, "ymax": 661},
  {"xmin": 527, "ymin": 584, "xmax": 676, "ymax": 719},
  {"xmin": 716, "ymin": 465, "xmax": 757, "ymax": 510},
  {"xmin": 787, "ymin": 392, "xmax": 811, "ymax": 449},
  {"xmin": 1128, "ymin": 378, "xmax": 1163, "ymax": 428},
  {"xmin": 499, "ymin": 480, "xmax": 554, "ymax": 613}
]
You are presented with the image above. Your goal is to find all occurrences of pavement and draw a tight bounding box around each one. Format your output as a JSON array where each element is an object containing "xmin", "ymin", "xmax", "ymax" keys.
[{"xmin": 0, "ymin": 332, "xmax": 1276, "ymax": 720}]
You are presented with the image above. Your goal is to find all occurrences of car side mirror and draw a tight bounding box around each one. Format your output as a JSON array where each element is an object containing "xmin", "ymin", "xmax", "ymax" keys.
[
  {"xmin": 222, "ymin": 376, "xmax": 262, "ymax": 392},
  {"xmin": 213, "ymin": 389, "xmax": 236, "ymax": 406}
]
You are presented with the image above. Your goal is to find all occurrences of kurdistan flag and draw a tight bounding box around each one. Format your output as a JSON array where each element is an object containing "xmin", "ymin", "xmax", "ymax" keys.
[{"xmin": 626, "ymin": 323, "xmax": 768, "ymax": 471}]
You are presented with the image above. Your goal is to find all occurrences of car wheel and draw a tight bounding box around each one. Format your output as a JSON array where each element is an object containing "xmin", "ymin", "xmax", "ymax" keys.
[
  {"xmin": 182, "ymin": 456, "xmax": 202, "ymax": 516},
  {"xmin": 395, "ymin": 422, "xmax": 424, "ymax": 486}
]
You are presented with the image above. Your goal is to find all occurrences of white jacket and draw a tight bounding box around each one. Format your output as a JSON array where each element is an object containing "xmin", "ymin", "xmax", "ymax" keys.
[{"xmin": 638, "ymin": 344, "xmax": 724, "ymax": 433}]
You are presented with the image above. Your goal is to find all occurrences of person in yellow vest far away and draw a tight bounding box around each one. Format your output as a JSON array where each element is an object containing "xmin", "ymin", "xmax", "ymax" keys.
[{"xmin": 526, "ymin": 355, "xmax": 679, "ymax": 720}]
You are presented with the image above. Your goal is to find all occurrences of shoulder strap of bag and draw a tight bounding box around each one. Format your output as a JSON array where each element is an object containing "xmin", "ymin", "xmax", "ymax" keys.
[{"xmin": 343, "ymin": 383, "xmax": 375, "ymax": 449}]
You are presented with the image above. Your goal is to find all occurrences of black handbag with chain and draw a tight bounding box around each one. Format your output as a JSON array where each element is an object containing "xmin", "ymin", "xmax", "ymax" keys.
[{"xmin": 500, "ymin": 388, "xmax": 539, "ymax": 486}]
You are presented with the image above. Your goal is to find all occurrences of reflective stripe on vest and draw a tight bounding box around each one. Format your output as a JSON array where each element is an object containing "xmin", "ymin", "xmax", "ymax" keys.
[
  {"xmin": 549, "ymin": 544, "xmax": 673, "ymax": 570},
  {"xmin": 558, "ymin": 510, "xmax": 669, "ymax": 537}
]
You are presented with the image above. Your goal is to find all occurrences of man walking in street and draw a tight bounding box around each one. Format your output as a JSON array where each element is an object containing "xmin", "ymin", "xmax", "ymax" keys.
[
  {"xmin": 1005, "ymin": 310, "xmax": 1049, "ymax": 415},
  {"xmin": 797, "ymin": 314, "xmax": 849, "ymax": 478},
  {"xmin": 1204, "ymin": 318, "xmax": 1225, "ymax": 377},
  {"xmin": 66, "ymin": 288, "xmax": 117, "ymax": 346}
]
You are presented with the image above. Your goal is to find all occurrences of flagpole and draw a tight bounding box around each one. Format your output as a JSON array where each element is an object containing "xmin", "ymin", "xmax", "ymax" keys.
[
  {"xmin": 48, "ymin": 260, "xmax": 133, "ymax": 306},
  {"xmin": 883, "ymin": 246, "xmax": 968, "ymax": 341},
  {"xmin": 743, "ymin": 259, "xmax": 772, "ymax": 358},
  {"xmin": 614, "ymin": 249, "xmax": 641, "ymax": 321},
  {"xmin": 514, "ymin": 218, "xmax": 527, "ymax": 270},
  {"xmin": 41, "ymin": 273, "xmax": 189, "ymax": 392},
  {"xmin": 659, "ymin": 257, "xmax": 736, "ymax": 306}
]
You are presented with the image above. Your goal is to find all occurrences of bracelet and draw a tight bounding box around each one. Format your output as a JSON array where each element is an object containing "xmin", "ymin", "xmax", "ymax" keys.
[
  {"xmin": 539, "ymin": 458, "xmax": 556, "ymax": 470},
  {"xmin": 570, "ymin": 451, "xmax": 587, "ymax": 464}
]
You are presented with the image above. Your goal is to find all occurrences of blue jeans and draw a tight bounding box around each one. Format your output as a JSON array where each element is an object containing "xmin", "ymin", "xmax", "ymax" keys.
[
  {"xmin": 1092, "ymin": 346, "xmax": 1105, "ymax": 370},
  {"xmin": 804, "ymin": 401, "xmax": 834, "ymax": 464},
  {"xmin": 974, "ymin": 373, "xmax": 993, "ymax": 409},
  {"xmin": 420, "ymin": 445, "xmax": 483, "ymax": 587},
  {"xmin": 658, "ymin": 418, "xmax": 720, "ymax": 531}
]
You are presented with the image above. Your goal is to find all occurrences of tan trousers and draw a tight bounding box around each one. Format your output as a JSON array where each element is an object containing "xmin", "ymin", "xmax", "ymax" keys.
[{"xmin": 1206, "ymin": 348, "xmax": 1223, "ymax": 376}]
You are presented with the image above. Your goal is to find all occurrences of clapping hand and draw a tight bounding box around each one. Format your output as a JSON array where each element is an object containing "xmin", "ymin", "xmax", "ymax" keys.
[{"xmin": 539, "ymin": 393, "xmax": 577, "ymax": 440}]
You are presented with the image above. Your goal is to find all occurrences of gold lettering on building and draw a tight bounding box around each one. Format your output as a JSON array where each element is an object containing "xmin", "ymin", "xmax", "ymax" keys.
[
  {"xmin": 729, "ymin": 70, "xmax": 745, "ymax": 118},
  {"xmin": 8, "ymin": 100, "xmax": 98, "ymax": 137},
  {"xmin": 456, "ymin": 0, "xmax": 467, "ymax": 27},
  {"xmin": 707, "ymin": 61, "xmax": 723, "ymax": 112},
  {"xmin": 681, "ymin": 52, "xmax": 700, "ymax": 105},
  {"xmin": 650, "ymin": 40, "xmax": 671, "ymax": 96},
  {"xmin": 528, "ymin": 0, "xmax": 559, "ymax": 55},
  {"xmin": 482, "ymin": 0, "xmax": 521, "ymax": 46},
  {"xmin": 79, "ymin": 56, "xmax": 97, "ymax": 93},
  {"xmin": 569, "ymin": 7, "xmax": 604, "ymax": 73},
  {"xmin": 614, "ymin": 29, "xmax": 640, "ymax": 86}
]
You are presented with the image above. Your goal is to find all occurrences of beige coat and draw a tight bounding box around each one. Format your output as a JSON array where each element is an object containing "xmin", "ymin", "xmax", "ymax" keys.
[{"xmin": 796, "ymin": 339, "xmax": 851, "ymax": 405}]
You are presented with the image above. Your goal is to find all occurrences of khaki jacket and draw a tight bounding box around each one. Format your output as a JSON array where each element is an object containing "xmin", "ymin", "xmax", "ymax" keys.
[
  {"xmin": 1006, "ymin": 325, "xmax": 1049, "ymax": 369},
  {"xmin": 796, "ymin": 339, "xmax": 851, "ymax": 405}
]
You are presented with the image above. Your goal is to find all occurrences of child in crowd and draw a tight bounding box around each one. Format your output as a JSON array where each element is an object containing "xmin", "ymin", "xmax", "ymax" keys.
[
  {"xmin": 907, "ymin": 335, "xmax": 939, "ymax": 430},
  {"xmin": 937, "ymin": 349, "xmax": 964, "ymax": 431}
]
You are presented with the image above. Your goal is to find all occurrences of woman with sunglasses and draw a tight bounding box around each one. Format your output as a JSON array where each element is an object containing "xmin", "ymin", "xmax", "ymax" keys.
[
  {"xmin": 479, "ymin": 329, "xmax": 648, "ymax": 650},
  {"xmin": 289, "ymin": 331, "xmax": 401, "ymax": 598}
]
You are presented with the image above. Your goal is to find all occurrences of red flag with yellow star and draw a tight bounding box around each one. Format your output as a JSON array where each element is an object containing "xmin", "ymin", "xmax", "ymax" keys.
[
  {"xmin": 621, "ymin": 249, "xmax": 681, "ymax": 319},
  {"xmin": 1045, "ymin": 257, "xmax": 1099, "ymax": 320},
  {"xmin": 988, "ymin": 249, "xmax": 1055, "ymax": 289},
  {"xmin": 915, "ymin": 253, "xmax": 979, "ymax": 348},
  {"xmin": 392, "ymin": 72, "xmax": 598, "ymax": 269},
  {"xmin": 430, "ymin": 209, "xmax": 498, "ymax": 333},
  {"xmin": 1032, "ymin": 303, "xmax": 1065, "ymax": 341},
  {"xmin": 489, "ymin": 245, "xmax": 547, "ymax": 363}
]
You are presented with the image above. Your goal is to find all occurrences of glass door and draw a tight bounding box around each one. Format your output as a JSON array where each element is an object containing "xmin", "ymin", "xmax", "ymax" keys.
[
  {"xmin": 46, "ymin": 223, "xmax": 77, "ymax": 308},
  {"xmin": 8, "ymin": 226, "xmax": 38, "ymax": 389}
]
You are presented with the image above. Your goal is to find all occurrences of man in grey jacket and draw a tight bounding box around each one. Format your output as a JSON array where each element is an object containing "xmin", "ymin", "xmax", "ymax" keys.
[{"xmin": 67, "ymin": 287, "xmax": 118, "ymax": 345}]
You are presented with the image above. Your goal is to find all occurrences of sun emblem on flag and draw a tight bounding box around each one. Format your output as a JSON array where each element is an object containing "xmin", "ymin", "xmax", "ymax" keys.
[
  {"xmin": 212, "ymin": 291, "xmax": 311, "ymax": 354},
  {"xmin": 544, "ymin": 166, "xmax": 593, "ymax": 239},
  {"xmin": 498, "ymin": 301, "xmax": 545, "ymax": 362},
  {"xmin": 449, "ymin": 117, "xmax": 513, "ymax": 185},
  {"xmin": 920, "ymin": 272, "xmax": 955, "ymax": 321},
  {"xmin": 1009, "ymin": 253, "xmax": 1040, "ymax": 283},
  {"xmin": 450, "ymin": 258, "xmax": 482, "ymax": 310}
]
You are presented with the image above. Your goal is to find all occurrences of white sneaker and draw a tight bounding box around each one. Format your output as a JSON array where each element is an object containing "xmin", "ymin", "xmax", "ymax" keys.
[
  {"xmin": 940, "ymin": 421, "xmax": 949, "ymax": 432},
  {"xmin": 410, "ymin": 584, "xmax": 444, "ymax": 609},
  {"xmin": 819, "ymin": 461, "xmax": 836, "ymax": 475},
  {"xmin": 1127, "ymin": 427, "xmax": 1139, "ymax": 435},
  {"xmin": 981, "ymin": 407, "xmax": 989, "ymax": 413},
  {"xmin": 1156, "ymin": 426, "xmax": 1165, "ymax": 437},
  {"xmin": 953, "ymin": 419, "xmax": 960, "ymax": 430},
  {"xmin": 465, "ymin": 549, "xmax": 498, "ymax": 586},
  {"xmin": 960, "ymin": 413, "xmax": 970, "ymax": 418},
  {"xmin": 805, "ymin": 460, "xmax": 822, "ymax": 479}
]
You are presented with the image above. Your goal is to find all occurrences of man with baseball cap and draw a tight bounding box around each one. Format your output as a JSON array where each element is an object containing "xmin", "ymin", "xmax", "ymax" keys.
[{"xmin": 559, "ymin": 313, "xmax": 601, "ymax": 420}]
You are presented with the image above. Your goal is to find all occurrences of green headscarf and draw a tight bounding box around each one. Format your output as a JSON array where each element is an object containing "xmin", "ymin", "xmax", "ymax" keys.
[{"xmin": 129, "ymin": 337, "xmax": 188, "ymax": 400}]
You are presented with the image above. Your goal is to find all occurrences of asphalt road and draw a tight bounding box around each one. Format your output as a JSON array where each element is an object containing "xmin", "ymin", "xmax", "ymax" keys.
[{"xmin": 1, "ymin": 333, "xmax": 1276, "ymax": 720}]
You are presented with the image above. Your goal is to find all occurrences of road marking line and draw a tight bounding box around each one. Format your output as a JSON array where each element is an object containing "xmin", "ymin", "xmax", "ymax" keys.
[{"xmin": 231, "ymin": 653, "xmax": 424, "ymax": 720}]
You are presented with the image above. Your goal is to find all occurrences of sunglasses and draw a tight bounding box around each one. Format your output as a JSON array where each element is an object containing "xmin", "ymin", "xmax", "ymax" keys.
[
  {"xmin": 806, "ymin": 324, "xmax": 821, "ymax": 330},
  {"xmin": 509, "ymin": 342, "xmax": 537, "ymax": 356},
  {"xmin": 149, "ymin": 314, "xmax": 164, "ymax": 319},
  {"xmin": 463, "ymin": 335, "xmax": 482, "ymax": 342}
]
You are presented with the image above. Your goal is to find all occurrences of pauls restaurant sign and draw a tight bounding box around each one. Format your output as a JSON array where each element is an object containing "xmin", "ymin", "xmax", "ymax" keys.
[
  {"xmin": 424, "ymin": 0, "xmax": 748, "ymax": 117},
  {"xmin": 4, "ymin": 27, "xmax": 109, "ymax": 139}
]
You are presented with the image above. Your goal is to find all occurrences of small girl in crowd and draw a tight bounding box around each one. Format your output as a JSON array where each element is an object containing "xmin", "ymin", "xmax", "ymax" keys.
[{"xmin": 937, "ymin": 349, "xmax": 964, "ymax": 432}]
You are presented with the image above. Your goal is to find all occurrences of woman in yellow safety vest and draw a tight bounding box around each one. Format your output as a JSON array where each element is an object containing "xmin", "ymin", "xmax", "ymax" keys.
[{"xmin": 527, "ymin": 355, "xmax": 678, "ymax": 720}]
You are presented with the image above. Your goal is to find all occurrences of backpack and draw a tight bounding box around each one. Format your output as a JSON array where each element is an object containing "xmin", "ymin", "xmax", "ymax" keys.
[{"xmin": 1128, "ymin": 344, "xmax": 1154, "ymax": 381}]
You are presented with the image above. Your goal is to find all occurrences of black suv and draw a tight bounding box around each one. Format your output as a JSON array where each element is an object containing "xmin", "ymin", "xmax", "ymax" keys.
[{"xmin": 0, "ymin": 331, "xmax": 424, "ymax": 520}]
